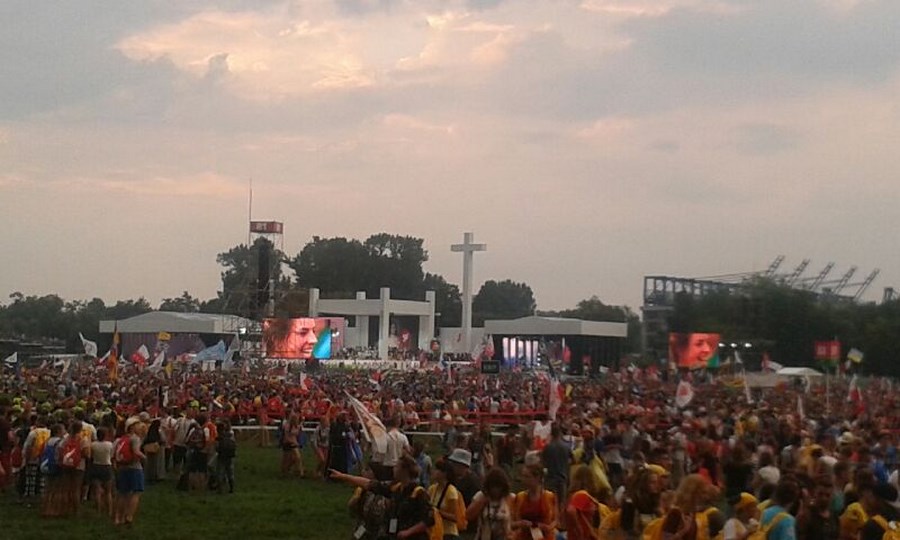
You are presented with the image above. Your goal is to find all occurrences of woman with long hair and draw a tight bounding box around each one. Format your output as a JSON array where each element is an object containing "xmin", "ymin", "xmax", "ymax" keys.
[
  {"xmin": 346, "ymin": 461, "xmax": 389, "ymax": 540},
  {"xmin": 331, "ymin": 455, "xmax": 433, "ymax": 540},
  {"xmin": 658, "ymin": 474, "xmax": 718, "ymax": 540},
  {"xmin": 281, "ymin": 414, "xmax": 305, "ymax": 479},
  {"xmin": 467, "ymin": 467, "xmax": 515, "ymax": 540},
  {"xmin": 568, "ymin": 464, "xmax": 613, "ymax": 540},
  {"xmin": 89, "ymin": 426, "xmax": 114, "ymax": 517},
  {"xmin": 512, "ymin": 464, "xmax": 557, "ymax": 540}
]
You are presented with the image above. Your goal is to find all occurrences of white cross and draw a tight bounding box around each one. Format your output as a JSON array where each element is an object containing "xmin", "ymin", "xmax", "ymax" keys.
[{"xmin": 451, "ymin": 232, "xmax": 486, "ymax": 355}]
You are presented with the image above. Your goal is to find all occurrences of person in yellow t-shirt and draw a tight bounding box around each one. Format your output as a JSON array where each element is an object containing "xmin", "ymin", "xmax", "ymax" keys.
[{"xmin": 429, "ymin": 458, "xmax": 465, "ymax": 539}]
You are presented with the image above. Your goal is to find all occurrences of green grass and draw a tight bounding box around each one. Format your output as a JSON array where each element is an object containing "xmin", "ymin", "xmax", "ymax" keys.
[{"xmin": 0, "ymin": 445, "xmax": 356, "ymax": 540}]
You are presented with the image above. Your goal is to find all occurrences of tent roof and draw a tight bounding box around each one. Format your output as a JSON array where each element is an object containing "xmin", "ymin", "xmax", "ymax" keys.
[
  {"xmin": 776, "ymin": 367, "xmax": 824, "ymax": 377},
  {"xmin": 99, "ymin": 311, "xmax": 251, "ymax": 335},
  {"xmin": 483, "ymin": 316, "xmax": 627, "ymax": 338}
]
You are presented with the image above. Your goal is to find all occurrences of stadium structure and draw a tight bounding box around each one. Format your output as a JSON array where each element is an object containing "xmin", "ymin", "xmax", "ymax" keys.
[{"xmin": 641, "ymin": 256, "xmax": 892, "ymax": 362}]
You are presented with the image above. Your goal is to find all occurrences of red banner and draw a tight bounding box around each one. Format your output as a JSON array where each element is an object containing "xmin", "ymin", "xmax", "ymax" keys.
[{"xmin": 814, "ymin": 340, "xmax": 841, "ymax": 361}]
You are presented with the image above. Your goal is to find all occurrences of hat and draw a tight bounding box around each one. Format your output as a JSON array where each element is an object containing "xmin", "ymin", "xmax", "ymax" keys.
[
  {"xmin": 734, "ymin": 493, "xmax": 758, "ymax": 511},
  {"xmin": 447, "ymin": 448, "xmax": 472, "ymax": 468},
  {"xmin": 124, "ymin": 416, "xmax": 141, "ymax": 432},
  {"xmin": 839, "ymin": 432, "xmax": 855, "ymax": 445},
  {"xmin": 873, "ymin": 483, "xmax": 900, "ymax": 510}
]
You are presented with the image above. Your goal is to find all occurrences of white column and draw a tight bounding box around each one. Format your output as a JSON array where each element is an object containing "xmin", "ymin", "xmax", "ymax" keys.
[
  {"xmin": 308, "ymin": 288, "xmax": 320, "ymax": 317},
  {"xmin": 355, "ymin": 291, "xmax": 369, "ymax": 349},
  {"xmin": 419, "ymin": 290, "xmax": 436, "ymax": 348},
  {"xmin": 451, "ymin": 232, "xmax": 486, "ymax": 355},
  {"xmin": 378, "ymin": 287, "xmax": 391, "ymax": 360}
]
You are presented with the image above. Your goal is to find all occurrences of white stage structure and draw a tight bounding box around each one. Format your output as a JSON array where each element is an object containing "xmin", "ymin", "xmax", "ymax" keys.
[{"xmin": 308, "ymin": 288, "xmax": 436, "ymax": 360}]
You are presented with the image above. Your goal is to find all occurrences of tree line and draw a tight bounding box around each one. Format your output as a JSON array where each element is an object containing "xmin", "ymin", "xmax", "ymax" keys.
[{"xmin": 0, "ymin": 233, "xmax": 642, "ymax": 355}]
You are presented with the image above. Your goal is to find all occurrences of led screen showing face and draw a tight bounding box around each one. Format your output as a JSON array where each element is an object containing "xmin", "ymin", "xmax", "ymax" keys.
[
  {"xmin": 668, "ymin": 332, "xmax": 720, "ymax": 369},
  {"xmin": 263, "ymin": 318, "xmax": 344, "ymax": 359}
]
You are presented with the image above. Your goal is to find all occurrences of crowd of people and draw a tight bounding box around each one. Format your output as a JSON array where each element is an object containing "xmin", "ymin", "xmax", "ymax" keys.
[{"xmin": 0, "ymin": 355, "xmax": 898, "ymax": 539}]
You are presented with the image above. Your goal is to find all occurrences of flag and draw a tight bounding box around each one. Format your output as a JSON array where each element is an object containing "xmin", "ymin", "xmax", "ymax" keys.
[
  {"xmin": 734, "ymin": 351, "xmax": 744, "ymax": 365},
  {"xmin": 109, "ymin": 326, "xmax": 120, "ymax": 382},
  {"xmin": 193, "ymin": 340, "xmax": 227, "ymax": 364},
  {"xmin": 847, "ymin": 374, "xmax": 861, "ymax": 403},
  {"xmin": 148, "ymin": 350, "xmax": 165, "ymax": 371},
  {"xmin": 847, "ymin": 348, "xmax": 864, "ymax": 364},
  {"xmin": 549, "ymin": 376, "xmax": 565, "ymax": 420},
  {"xmin": 2, "ymin": 352, "xmax": 17, "ymax": 367},
  {"xmin": 130, "ymin": 344, "xmax": 150, "ymax": 366},
  {"xmin": 299, "ymin": 372, "xmax": 314, "ymax": 391},
  {"xmin": 157, "ymin": 331, "xmax": 171, "ymax": 342},
  {"xmin": 761, "ymin": 353, "xmax": 783, "ymax": 372},
  {"xmin": 223, "ymin": 335, "xmax": 240, "ymax": 370},
  {"xmin": 798, "ymin": 395, "xmax": 805, "ymax": 420},
  {"xmin": 79, "ymin": 333, "xmax": 98, "ymax": 357},
  {"xmin": 675, "ymin": 380, "xmax": 694, "ymax": 408},
  {"xmin": 484, "ymin": 334, "xmax": 495, "ymax": 359},
  {"xmin": 345, "ymin": 392, "xmax": 388, "ymax": 455},
  {"xmin": 743, "ymin": 372, "xmax": 754, "ymax": 404},
  {"xmin": 815, "ymin": 340, "xmax": 841, "ymax": 362}
]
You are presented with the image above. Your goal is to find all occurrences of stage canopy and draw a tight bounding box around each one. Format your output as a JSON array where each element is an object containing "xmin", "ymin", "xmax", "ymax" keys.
[
  {"xmin": 484, "ymin": 316, "xmax": 627, "ymax": 338},
  {"xmin": 776, "ymin": 366, "xmax": 824, "ymax": 378},
  {"xmin": 99, "ymin": 311, "xmax": 251, "ymax": 335}
]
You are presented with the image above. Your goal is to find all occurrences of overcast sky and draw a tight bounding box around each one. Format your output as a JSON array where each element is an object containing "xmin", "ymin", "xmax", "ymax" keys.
[{"xmin": 1, "ymin": 0, "xmax": 898, "ymax": 311}]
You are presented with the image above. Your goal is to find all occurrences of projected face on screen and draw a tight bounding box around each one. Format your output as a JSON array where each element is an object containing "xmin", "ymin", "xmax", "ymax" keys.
[
  {"xmin": 669, "ymin": 332, "xmax": 720, "ymax": 369},
  {"xmin": 264, "ymin": 318, "xmax": 318, "ymax": 359}
]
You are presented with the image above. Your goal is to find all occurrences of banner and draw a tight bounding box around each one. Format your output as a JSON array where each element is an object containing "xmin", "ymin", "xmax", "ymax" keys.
[
  {"xmin": 79, "ymin": 333, "xmax": 98, "ymax": 357},
  {"xmin": 148, "ymin": 350, "xmax": 165, "ymax": 371},
  {"xmin": 222, "ymin": 335, "xmax": 240, "ymax": 370},
  {"xmin": 668, "ymin": 333, "xmax": 720, "ymax": 370},
  {"xmin": 345, "ymin": 392, "xmax": 388, "ymax": 455},
  {"xmin": 263, "ymin": 318, "xmax": 344, "ymax": 359},
  {"xmin": 814, "ymin": 340, "xmax": 841, "ymax": 362},
  {"xmin": 193, "ymin": 340, "xmax": 226, "ymax": 364},
  {"xmin": 847, "ymin": 348, "xmax": 864, "ymax": 364}
]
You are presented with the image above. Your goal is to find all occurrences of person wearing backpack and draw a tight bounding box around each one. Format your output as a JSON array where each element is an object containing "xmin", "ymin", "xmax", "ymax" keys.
[
  {"xmin": 758, "ymin": 478, "xmax": 800, "ymax": 540},
  {"xmin": 859, "ymin": 483, "xmax": 900, "ymax": 540},
  {"xmin": 186, "ymin": 414, "xmax": 209, "ymax": 492},
  {"xmin": 429, "ymin": 458, "xmax": 467, "ymax": 540},
  {"xmin": 331, "ymin": 455, "xmax": 434, "ymax": 540},
  {"xmin": 215, "ymin": 420, "xmax": 236, "ymax": 494},
  {"xmin": 512, "ymin": 464, "xmax": 558, "ymax": 540},
  {"xmin": 39, "ymin": 423, "xmax": 65, "ymax": 517},
  {"xmin": 21, "ymin": 416, "xmax": 50, "ymax": 504},
  {"xmin": 114, "ymin": 417, "xmax": 146, "ymax": 526},
  {"xmin": 58, "ymin": 420, "xmax": 89, "ymax": 517}
]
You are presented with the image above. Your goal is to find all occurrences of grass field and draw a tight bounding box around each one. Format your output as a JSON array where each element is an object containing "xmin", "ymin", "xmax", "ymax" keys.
[{"xmin": 0, "ymin": 445, "xmax": 357, "ymax": 540}]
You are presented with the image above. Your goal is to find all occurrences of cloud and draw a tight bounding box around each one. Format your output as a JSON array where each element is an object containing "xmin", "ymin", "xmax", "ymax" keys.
[{"xmin": 732, "ymin": 123, "xmax": 801, "ymax": 156}]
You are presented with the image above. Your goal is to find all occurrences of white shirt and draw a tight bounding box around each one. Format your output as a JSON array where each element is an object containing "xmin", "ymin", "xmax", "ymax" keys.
[
  {"xmin": 723, "ymin": 518, "xmax": 747, "ymax": 540},
  {"xmin": 383, "ymin": 429, "xmax": 409, "ymax": 467}
]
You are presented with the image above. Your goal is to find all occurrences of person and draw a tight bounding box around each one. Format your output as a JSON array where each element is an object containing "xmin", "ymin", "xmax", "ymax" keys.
[
  {"xmin": 567, "ymin": 464, "xmax": 607, "ymax": 540},
  {"xmin": 264, "ymin": 317, "xmax": 318, "ymax": 359},
  {"xmin": 314, "ymin": 413, "xmax": 331, "ymax": 478},
  {"xmin": 114, "ymin": 417, "xmax": 146, "ymax": 526},
  {"xmin": 619, "ymin": 466, "xmax": 663, "ymax": 535},
  {"xmin": 542, "ymin": 424, "xmax": 573, "ymax": 516},
  {"xmin": 466, "ymin": 467, "xmax": 514, "ymax": 540},
  {"xmin": 186, "ymin": 414, "xmax": 209, "ymax": 492},
  {"xmin": 448, "ymin": 448, "xmax": 481, "ymax": 507},
  {"xmin": 216, "ymin": 420, "xmax": 236, "ymax": 494},
  {"xmin": 89, "ymin": 426, "xmax": 114, "ymax": 517},
  {"xmin": 21, "ymin": 416, "xmax": 50, "ymax": 505},
  {"xmin": 58, "ymin": 420, "xmax": 89, "ymax": 517},
  {"xmin": 859, "ymin": 483, "xmax": 900, "ymax": 540},
  {"xmin": 723, "ymin": 444, "xmax": 754, "ymax": 505},
  {"xmin": 840, "ymin": 475, "xmax": 874, "ymax": 540},
  {"xmin": 348, "ymin": 461, "xmax": 389, "ymax": 540},
  {"xmin": 669, "ymin": 333, "xmax": 716, "ymax": 370},
  {"xmin": 39, "ymin": 423, "xmax": 65, "ymax": 518},
  {"xmin": 722, "ymin": 493, "xmax": 759, "ymax": 540},
  {"xmin": 331, "ymin": 455, "xmax": 433, "ymax": 540},
  {"xmin": 142, "ymin": 418, "xmax": 164, "ymax": 483},
  {"xmin": 511, "ymin": 464, "xmax": 557, "ymax": 540},
  {"xmin": 796, "ymin": 475, "xmax": 838, "ymax": 540},
  {"xmin": 171, "ymin": 408, "xmax": 192, "ymax": 478},
  {"xmin": 329, "ymin": 412, "xmax": 351, "ymax": 476},
  {"xmin": 760, "ymin": 477, "xmax": 800, "ymax": 540},
  {"xmin": 281, "ymin": 414, "xmax": 305, "ymax": 479},
  {"xmin": 659, "ymin": 474, "xmax": 723, "ymax": 540},
  {"xmin": 383, "ymin": 416, "xmax": 410, "ymax": 482},
  {"xmin": 429, "ymin": 458, "xmax": 465, "ymax": 540},
  {"xmin": 411, "ymin": 439, "xmax": 432, "ymax": 488}
]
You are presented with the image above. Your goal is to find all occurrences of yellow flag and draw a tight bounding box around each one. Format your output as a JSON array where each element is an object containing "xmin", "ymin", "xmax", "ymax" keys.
[{"xmin": 158, "ymin": 331, "xmax": 171, "ymax": 341}]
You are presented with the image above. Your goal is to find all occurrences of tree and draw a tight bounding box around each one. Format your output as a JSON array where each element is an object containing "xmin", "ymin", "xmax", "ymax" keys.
[
  {"xmin": 159, "ymin": 291, "xmax": 201, "ymax": 313},
  {"xmin": 215, "ymin": 237, "xmax": 290, "ymax": 316},
  {"xmin": 473, "ymin": 280, "xmax": 536, "ymax": 325},
  {"xmin": 422, "ymin": 273, "xmax": 462, "ymax": 327},
  {"xmin": 542, "ymin": 295, "xmax": 643, "ymax": 354}
]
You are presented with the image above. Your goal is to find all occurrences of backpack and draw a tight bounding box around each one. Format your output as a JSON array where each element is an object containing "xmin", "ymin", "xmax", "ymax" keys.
[
  {"xmin": 871, "ymin": 516, "xmax": 900, "ymax": 540},
  {"xmin": 30, "ymin": 429, "xmax": 50, "ymax": 461},
  {"xmin": 39, "ymin": 438, "xmax": 60, "ymax": 476},
  {"xmin": 59, "ymin": 436, "xmax": 83, "ymax": 469},
  {"xmin": 186, "ymin": 425, "xmax": 206, "ymax": 450},
  {"xmin": 696, "ymin": 507, "xmax": 723, "ymax": 540},
  {"xmin": 748, "ymin": 512, "xmax": 789, "ymax": 540},
  {"xmin": 218, "ymin": 433, "xmax": 237, "ymax": 459},
  {"xmin": 114, "ymin": 435, "xmax": 136, "ymax": 464}
]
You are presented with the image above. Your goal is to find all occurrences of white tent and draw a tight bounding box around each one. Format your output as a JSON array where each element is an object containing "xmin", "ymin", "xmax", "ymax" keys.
[{"xmin": 776, "ymin": 367, "xmax": 824, "ymax": 377}]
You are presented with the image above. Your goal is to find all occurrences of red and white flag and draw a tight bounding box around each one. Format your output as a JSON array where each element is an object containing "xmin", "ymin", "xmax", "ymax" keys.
[
  {"xmin": 847, "ymin": 374, "xmax": 862, "ymax": 404},
  {"xmin": 130, "ymin": 345, "xmax": 150, "ymax": 366},
  {"xmin": 299, "ymin": 372, "xmax": 314, "ymax": 391},
  {"xmin": 761, "ymin": 353, "xmax": 783, "ymax": 373},
  {"xmin": 675, "ymin": 380, "xmax": 694, "ymax": 409}
]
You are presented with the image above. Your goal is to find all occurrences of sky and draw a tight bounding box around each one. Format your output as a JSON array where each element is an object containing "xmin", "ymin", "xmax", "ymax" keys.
[{"xmin": 1, "ymin": 0, "xmax": 899, "ymax": 311}]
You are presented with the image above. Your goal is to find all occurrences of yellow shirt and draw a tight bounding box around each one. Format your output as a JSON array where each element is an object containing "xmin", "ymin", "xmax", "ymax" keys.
[{"xmin": 429, "ymin": 483, "xmax": 462, "ymax": 536}]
